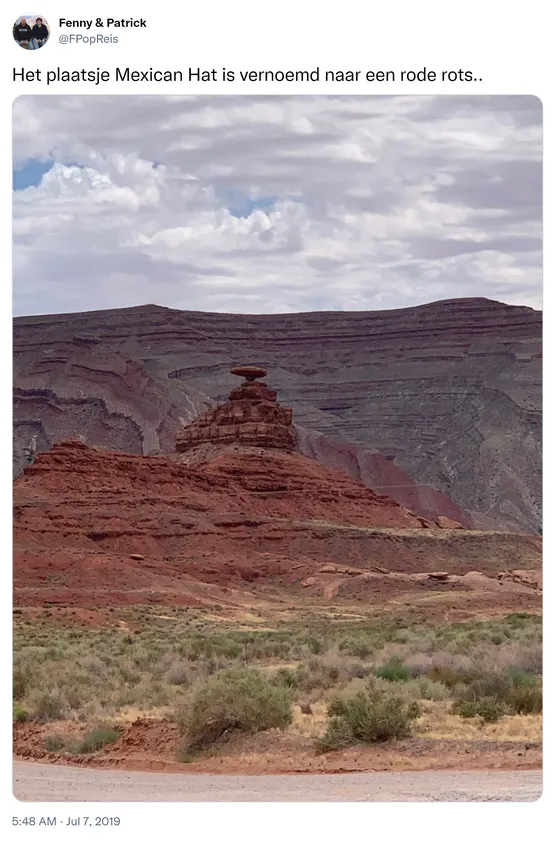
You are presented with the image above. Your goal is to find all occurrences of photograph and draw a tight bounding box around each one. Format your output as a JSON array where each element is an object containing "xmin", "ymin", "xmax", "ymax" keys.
[
  {"xmin": 12, "ymin": 94, "xmax": 542, "ymax": 802},
  {"xmin": 12, "ymin": 15, "xmax": 50, "ymax": 50}
]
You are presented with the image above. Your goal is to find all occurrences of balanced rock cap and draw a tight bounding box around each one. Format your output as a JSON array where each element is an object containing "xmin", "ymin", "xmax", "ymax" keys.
[{"xmin": 230, "ymin": 365, "xmax": 267, "ymax": 381}]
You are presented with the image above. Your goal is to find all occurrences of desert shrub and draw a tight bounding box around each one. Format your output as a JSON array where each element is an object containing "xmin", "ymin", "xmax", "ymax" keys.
[
  {"xmin": 178, "ymin": 666, "xmax": 293, "ymax": 753},
  {"xmin": 507, "ymin": 683, "xmax": 542, "ymax": 715},
  {"xmin": 273, "ymin": 668, "xmax": 300, "ymax": 689},
  {"xmin": 316, "ymin": 678, "xmax": 420, "ymax": 753},
  {"xmin": 338, "ymin": 638, "xmax": 372, "ymax": 658},
  {"xmin": 77, "ymin": 727, "xmax": 120, "ymax": 754},
  {"xmin": 426, "ymin": 665, "xmax": 475, "ymax": 688},
  {"xmin": 452, "ymin": 697, "xmax": 507, "ymax": 723},
  {"xmin": 29, "ymin": 689, "xmax": 66, "ymax": 722},
  {"xmin": 44, "ymin": 733, "xmax": 66, "ymax": 752},
  {"xmin": 463, "ymin": 673, "xmax": 513, "ymax": 702},
  {"xmin": 164, "ymin": 663, "xmax": 193, "ymax": 687},
  {"xmin": 12, "ymin": 666, "xmax": 32, "ymax": 700},
  {"xmin": 506, "ymin": 667, "xmax": 536, "ymax": 686},
  {"xmin": 455, "ymin": 671, "xmax": 542, "ymax": 715},
  {"xmin": 348, "ymin": 663, "xmax": 373, "ymax": 680},
  {"xmin": 13, "ymin": 704, "xmax": 29, "ymax": 722},
  {"xmin": 414, "ymin": 676, "xmax": 450, "ymax": 701},
  {"xmin": 302, "ymin": 636, "xmax": 326, "ymax": 655},
  {"xmin": 291, "ymin": 659, "xmax": 346, "ymax": 694},
  {"xmin": 403, "ymin": 652, "xmax": 434, "ymax": 677},
  {"xmin": 375, "ymin": 659, "xmax": 411, "ymax": 683}
]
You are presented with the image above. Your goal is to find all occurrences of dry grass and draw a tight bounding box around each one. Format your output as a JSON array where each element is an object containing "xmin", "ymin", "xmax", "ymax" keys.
[
  {"xmin": 104, "ymin": 706, "xmax": 173, "ymax": 723},
  {"xmin": 416, "ymin": 701, "xmax": 542, "ymax": 742},
  {"xmin": 291, "ymin": 702, "xmax": 328, "ymax": 738}
]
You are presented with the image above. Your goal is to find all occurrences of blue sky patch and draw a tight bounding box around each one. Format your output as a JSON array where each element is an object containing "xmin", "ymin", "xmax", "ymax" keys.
[
  {"xmin": 13, "ymin": 159, "xmax": 54, "ymax": 191},
  {"xmin": 227, "ymin": 193, "xmax": 278, "ymax": 218}
]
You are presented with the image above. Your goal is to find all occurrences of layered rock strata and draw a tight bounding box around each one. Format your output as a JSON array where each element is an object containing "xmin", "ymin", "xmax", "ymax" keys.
[
  {"xmin": 176, "ymin": 366, "xmax": 295, "ymax": 453},
  {"xmin": 13, "ymin": 440, "xmax": 541, "ymax": 616},
  {"xmin": 13, "ymin": 298, "xmax": 542, "ymax": 530}
]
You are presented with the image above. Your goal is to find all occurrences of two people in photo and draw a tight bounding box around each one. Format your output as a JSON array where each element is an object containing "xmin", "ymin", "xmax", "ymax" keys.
[{"xmin": 14, "ymin": 16, "xmax": 49, "ymax": 49}]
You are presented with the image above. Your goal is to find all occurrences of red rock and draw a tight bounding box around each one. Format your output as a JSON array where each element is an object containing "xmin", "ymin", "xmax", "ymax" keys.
[
  {"xmin": 176, "ymin": 367, "xmax": 294, "ymax": 453},
  {"xmin": 13, "ymin": 437, "xmax": 541, "ymax": 615},
  {"xmin": 13, "ymin": 298, "xmax": 541, "ymax": 532}
]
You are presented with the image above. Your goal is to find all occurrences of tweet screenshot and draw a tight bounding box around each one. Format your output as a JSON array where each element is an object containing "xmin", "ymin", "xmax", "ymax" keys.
[{"xmin": 4, "ymin": 0, "xmax": 548, "ymax": 836}]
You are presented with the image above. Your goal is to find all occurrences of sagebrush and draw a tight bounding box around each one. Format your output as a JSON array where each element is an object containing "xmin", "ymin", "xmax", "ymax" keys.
[
  {"xmin": 316, "ymin": 678, "xmax": 420, "ymax": 752},
  {"xmin": 178, "ymin": 666, "xmax": 293, "ymax": 754}
]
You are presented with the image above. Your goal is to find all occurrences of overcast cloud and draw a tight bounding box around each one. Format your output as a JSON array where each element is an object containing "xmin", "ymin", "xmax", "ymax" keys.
[{"xmin": 12, "ymin": 95, "xmax": 542, "ymax": 316}]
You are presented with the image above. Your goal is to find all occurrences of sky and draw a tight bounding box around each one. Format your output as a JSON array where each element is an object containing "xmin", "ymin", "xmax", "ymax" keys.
[{"xmin": 12, "ymin": 95, "xmax": 542, "ymax": 317}]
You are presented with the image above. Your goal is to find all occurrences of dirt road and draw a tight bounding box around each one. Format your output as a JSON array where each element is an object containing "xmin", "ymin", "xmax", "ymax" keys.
[{"xmin": 13, "ymin": 762, "xmax": 542, "ymax": 802}]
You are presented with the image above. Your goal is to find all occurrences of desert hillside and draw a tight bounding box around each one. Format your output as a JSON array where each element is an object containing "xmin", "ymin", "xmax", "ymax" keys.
[
  {"xmin": 13, "ymin": 364, "xmax": 542, "ymax": 776},
  {"xmin": 14, "ymin": 367, "xmax": 541, "ymax": 620},
  {"xmin": 13, "ymin": 297, "xmax": 541, "ymax": 532}
]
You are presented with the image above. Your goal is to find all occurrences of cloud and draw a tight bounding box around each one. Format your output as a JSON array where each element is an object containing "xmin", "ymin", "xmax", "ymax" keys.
[{"xmin": 12, "ymin": 95, "xmax": 542, "ymax": 316}]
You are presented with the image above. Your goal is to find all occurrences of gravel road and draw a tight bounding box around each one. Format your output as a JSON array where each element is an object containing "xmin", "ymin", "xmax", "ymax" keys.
[{"xmin": 13, "ymin": 762, "xmax": 542, "ymax": 802}]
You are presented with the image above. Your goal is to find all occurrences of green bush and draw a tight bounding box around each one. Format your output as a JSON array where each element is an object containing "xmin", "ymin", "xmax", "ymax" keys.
[
  {"xmin": 375, "ymin": 659, "xmax": 411, "ymax": 683},
  {"xmin": 77, "ymin": 727, "xmax": 120, "ymax": 754},
  {"xmin": 13, "ymin": 705, "xmax": 29, "ymax": 722},
  {"xmin": 452, "ymin": 697, "xmax": 507, "ymax": 723},
  {"xmin": 316, "ymin": 678, "xmax": 420, "ymax": 753},
  {"xmin": 178, "ymin": 666, "xmax": 293, "ymax": 754}
]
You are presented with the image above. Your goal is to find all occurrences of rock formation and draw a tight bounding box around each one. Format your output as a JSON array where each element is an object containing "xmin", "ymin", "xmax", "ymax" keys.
[
  {"xmin": 176, "ymin": 366, "xmax": 295, "ymax": 453},
  {"xmin": 13, "ymin": 438, "xmax": 541, "ymax": 618},
  {"xmin": 13, "ymin": 298, "xmax": 542, "ymax": 531}
]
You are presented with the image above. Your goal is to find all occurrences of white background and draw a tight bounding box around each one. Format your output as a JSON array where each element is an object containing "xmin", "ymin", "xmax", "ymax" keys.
[{"xmin": 3, "ymin": 0, "xmax": 550, "ymax": 837}]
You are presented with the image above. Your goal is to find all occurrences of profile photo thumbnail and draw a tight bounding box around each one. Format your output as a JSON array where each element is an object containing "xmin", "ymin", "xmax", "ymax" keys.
[{"xmin": 13, "ymin": 15, "xmax": 50, "ymax": 49}]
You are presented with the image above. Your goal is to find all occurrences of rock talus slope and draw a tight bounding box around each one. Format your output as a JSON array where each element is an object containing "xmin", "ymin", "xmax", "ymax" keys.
[{"xmin": 13, "ymin": 298, "xmax": 542, "ymax": 531}]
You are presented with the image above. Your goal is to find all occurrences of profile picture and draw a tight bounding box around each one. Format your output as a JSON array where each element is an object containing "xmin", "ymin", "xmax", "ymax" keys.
[{"xmin": 13, "ymin": 15, "xmax": 50, "ymax": 49}]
